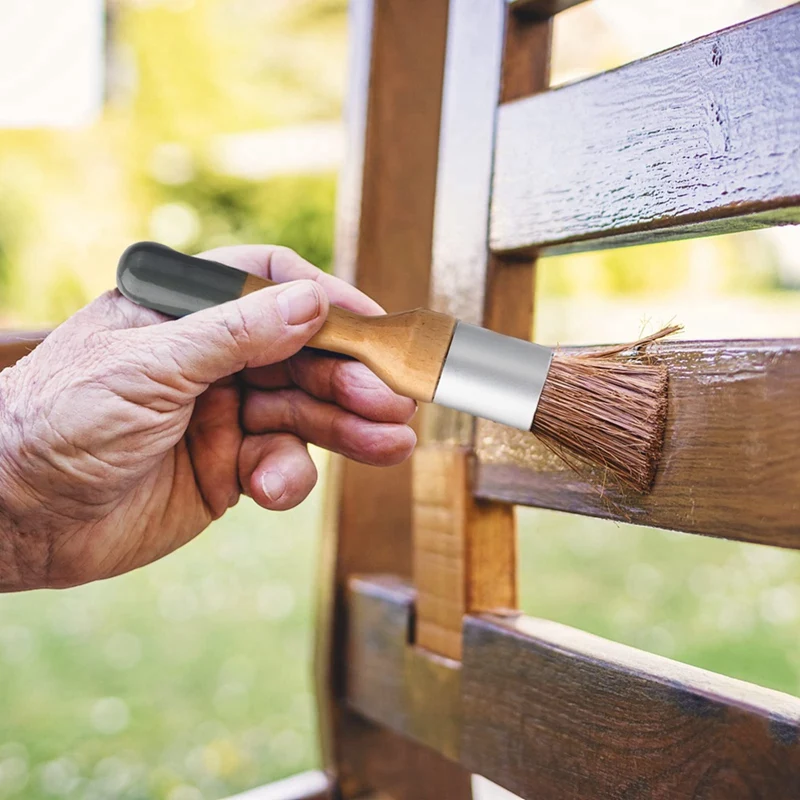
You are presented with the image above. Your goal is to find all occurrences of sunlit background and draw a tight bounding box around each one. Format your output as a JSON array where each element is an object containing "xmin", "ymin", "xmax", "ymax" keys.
[{"xmin": 1, "ymin": 1, "xmax": 799, "ymax": 798}]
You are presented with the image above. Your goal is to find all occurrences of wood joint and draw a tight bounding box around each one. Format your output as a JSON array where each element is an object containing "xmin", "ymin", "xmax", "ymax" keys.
[{"xmin": 412, "ymin": 446, "xmax": 516, "ymax": 660}]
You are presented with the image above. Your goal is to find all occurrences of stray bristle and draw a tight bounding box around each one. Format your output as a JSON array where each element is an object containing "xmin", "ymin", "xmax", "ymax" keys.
[{"xmin": 531, "ymin": 326, "xmax": 679, "ymax": 492}]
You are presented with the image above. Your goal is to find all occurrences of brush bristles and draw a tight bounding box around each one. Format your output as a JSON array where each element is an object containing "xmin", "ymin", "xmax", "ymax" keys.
[{"xmin": 532, "ymin": 354, "xmax": 669, "ymax": 492}]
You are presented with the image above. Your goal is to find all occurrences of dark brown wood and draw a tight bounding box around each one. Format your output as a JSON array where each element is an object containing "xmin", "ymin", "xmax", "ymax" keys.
[
  {"xmin": 490, "ymin": 5, "xmax": 800, "ymax": 256},
  {"xmin": 0, "ymin": 331, "xmax": 47, "ymax": 371},
  {"xmin": 500, "ymin": 5, "xmax": 551, "ymax": 102},
  {"xmin": 315, "ymin": 1, "xmax": 471, "ymax": 798},
  {"xmin": 475, "ymin": 338, "xmax": 800, "ymax": 548},
  {"xmin": 508, "ymin": 0, "xmax": 590, "ymax": 19},
  {"xmin": 347, "ymin": 575, "xmax": 462, "ymax": 761},
  {"xmin": 462, "ymin": 614, "xmax": 800, "ymax": 800},
  {"xmin": 346, "ymin": 574, "xmax": 800, "ymax": 800}
]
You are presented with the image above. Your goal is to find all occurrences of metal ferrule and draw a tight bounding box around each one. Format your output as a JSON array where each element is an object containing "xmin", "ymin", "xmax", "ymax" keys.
[{"xmin": 432, "ymin": 322, "xmax": 553, "ymax": 431}]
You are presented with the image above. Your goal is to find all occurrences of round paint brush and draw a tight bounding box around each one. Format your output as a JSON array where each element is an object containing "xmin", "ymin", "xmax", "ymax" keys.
[{"xmin": 117, "ymin": 242, "xmax": 672, "ymax": 492}]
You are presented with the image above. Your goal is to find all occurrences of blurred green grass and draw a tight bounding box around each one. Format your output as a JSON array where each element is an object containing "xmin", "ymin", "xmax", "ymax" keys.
[
  {"xmin": 4, "ymin": 475, "xmax": 800, "ymax": 799},
  {"xmin": 0, "ymin": 479, "xmax": 324, "ymax": 799}
]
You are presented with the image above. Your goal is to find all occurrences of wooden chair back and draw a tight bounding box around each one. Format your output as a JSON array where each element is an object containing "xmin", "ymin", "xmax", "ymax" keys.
[
  {"xmin": 322, "ymin": 1, "xmax": 800, "ymax": 798},
  {"xmin": 2, "ymin": 2, "xmax": 798, "ymax": 798}
]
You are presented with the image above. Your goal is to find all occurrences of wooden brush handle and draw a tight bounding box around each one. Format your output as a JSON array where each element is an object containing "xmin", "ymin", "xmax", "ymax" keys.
[{"xmin": 117, "ymin": 242, "xmax": 456, "ymax": 402}]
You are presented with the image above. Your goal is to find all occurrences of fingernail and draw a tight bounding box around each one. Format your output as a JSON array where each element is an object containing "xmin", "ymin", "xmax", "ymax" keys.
[
  {"xmin": 277, "ymin": 282, "xmax": 320, "ymax": 325},
  {"xmin": 260, "ymin": 471, "xmax": 286, "ymax": 502}
]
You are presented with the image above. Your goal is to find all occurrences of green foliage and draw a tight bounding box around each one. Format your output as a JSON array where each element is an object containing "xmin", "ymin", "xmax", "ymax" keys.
[{"xmin": 155, "ymin": 170, "xmax": 337, "ymax": 270}]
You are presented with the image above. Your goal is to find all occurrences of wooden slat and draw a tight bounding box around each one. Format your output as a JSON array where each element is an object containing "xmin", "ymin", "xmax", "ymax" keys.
[
  {"xmin": 347, "ymin": 575, "xmax": 463, "ymax": 761},
  {"xmin": 461, "ymin": 614, "xmax": 800, "ymax": 799},
  {"xmin": 346, "ymin": 574, "xmax": 800, "ymax": 800},
  {"xmin": 314, "ymin": 1, "xmax": 472, "ymax": 798},
  {"xmin": 0, "ymin": 331, "xmax": 47, "ymax": 370},
  {"xmin": 490, "ymin": 4, "xmax": 800, "ymax": 256},
  {"xmin": 475, "ymin": 338, "xmax": 800, "ymax": 547}
]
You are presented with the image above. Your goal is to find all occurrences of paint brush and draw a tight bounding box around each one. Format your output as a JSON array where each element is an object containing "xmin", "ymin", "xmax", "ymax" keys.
[{"xmin": 117, "ymin": 242, "xmax": 674, "ymax": 492}]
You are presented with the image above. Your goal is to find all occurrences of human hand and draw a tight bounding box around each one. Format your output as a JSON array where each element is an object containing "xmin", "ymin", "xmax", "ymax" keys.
[{"xmin": 0, "ymin": 246, "xmax": 416, "ymax": 591}]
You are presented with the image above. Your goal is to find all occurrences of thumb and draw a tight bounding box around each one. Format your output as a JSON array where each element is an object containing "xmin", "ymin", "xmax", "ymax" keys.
[{"xmin": 128, "ymin": 279, "xmax": 328, "ymax": 389}]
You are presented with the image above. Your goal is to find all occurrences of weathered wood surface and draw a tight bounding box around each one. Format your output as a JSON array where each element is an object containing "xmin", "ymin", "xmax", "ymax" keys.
[
  {"xmin": 315, "ymin": 1, "xmax": 472, "ymax": 798},
  {"xmin": 462, "ymin": 614, "xmax": 800, "ymax": 799},
  {"xmin": 413, "ymin": 447, "xmax": 516, "ymax": 660},
  {"xmin": 347, "ymin": 575, "xmax": 463, "ymax": 761},
  {"xmin": 475, "ymin": 338, "xmax": 800, "ymax": 547},
  {"xmin": 347, "ymin": 575, "xmax": 800, "ymax": 800},
  {"xmin": 414, "ymin": 0, "xmax": 548, "ymax": 664},
  {"xmin": 491, "ymin": 4, "xmax": 800, "ymax": 255},
  {"xmin": 0, "ymin": 331, "xmax": 47, "ymax": 371}
]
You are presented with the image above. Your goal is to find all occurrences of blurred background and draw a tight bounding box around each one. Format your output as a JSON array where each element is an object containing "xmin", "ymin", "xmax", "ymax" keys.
[{"xmin": 0, "ymin": 0, "xmax": 798, "ymax": 798}]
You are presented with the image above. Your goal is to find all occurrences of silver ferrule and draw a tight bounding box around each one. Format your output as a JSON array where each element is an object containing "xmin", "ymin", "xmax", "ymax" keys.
[{"xmin": 432, "ymin": 322, "xmax": 553, "ymax": 431}]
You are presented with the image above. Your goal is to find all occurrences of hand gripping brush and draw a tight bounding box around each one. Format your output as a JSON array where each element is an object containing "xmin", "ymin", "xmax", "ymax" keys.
[{"xmin": 117, "ymin": 242, "xmax": 674, "ymax": 492}]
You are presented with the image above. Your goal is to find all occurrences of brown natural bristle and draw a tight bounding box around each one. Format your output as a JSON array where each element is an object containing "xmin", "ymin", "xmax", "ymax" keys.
[{"xmin": 531, "ymin": 327, "xmax": 678, "ymax": 492}]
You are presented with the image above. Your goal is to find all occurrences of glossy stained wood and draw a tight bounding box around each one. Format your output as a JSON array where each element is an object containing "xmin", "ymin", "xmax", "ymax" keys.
[
  {"xmin": 314, "ymin": 1, "xmax": 472, "ymax": 798},
  {"xmin": 413, "ymin": 447, "xmax": 516, "ymax": 659},
  {"xmin": 347, "ymin": 575, "xmax": 463, "ymax": 761},
  {"xmin": 491, "ymin": 4, "xmax": 800, "ymax": 255},
  {"xmin": 0, "ymin": 331, "xmax": 47, "ymax": 370},
  {"xmin": 413, "ymin": 0, "xmax": 549, "ymax": 664},
  {"xmin": 461, "ymin": 614, "xmax": 800, "ymax": 799},
  {"xmin": 346, "ymin": 575, "xmax": 800, "ymax": 800},
  {"xmin": 475, "ymin": 338, "xmax": 800, "ymax": 547}
]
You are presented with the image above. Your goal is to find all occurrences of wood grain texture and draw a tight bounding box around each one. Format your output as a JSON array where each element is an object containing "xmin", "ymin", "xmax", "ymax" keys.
[
  {"xmin": 314, "ymin": 1, "xmax": 472, "ymax": 798},
  {"xmin": 347, "ymin": 575, "xmax": 463, "ymax": 762},
  {"xmin": 475, "ymin": 338, "xmax": 800, "ymax": 547},
  {"xmin": 346, "ymin": 575, "xmax": 800, "ymax": 799},
  {"xmin": 243, "ymin": 275, "xmax": 456, "ymax": 402},
  {"xmin": 462, "ymin": 614, "xmax": 800, "ymax": 800},
  {"xmin": 500, "ymin": 4, "xmax": 551, "ymax": 103},
  {"xmin": 414, "ymin": 1, "xmax": 548, "ymax": 664},
  {"xmin": 413, "ymin": 447, "xmax": 516, "ymax": 660},
  {"xmin": 0, "ymin": 331, "xmax": 47, "ymax": 371},
  {"xmin": 491, "ymin": 4, "xmax": 800, "ymax": 255}
]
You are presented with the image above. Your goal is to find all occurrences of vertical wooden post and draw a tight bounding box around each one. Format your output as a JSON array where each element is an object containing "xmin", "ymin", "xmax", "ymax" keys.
[
  {"xmin": 315, "ymin": 2, "xmax": 472, "ymax": 798},
  {"xmin": 413, "ymin": 1, "xmax": 553, "ymax": 660}
]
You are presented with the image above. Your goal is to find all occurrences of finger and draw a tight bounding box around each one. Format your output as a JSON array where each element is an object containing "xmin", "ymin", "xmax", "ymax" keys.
[
  {"xmin": 185, "ymin": 381, "xmax": 243, "ymax": 518},
  {"xmin": 126, "ymin": 279, "xmax": 328, "ymax": 391},
  {"xmin": 242, "ymin": 388, "xmax": 416, "ymax": 466},
  {"xmin": 199, "ymin": 245, "xmax": 384, "ymax": 316},
  {"xmin": 244, "ymin": 351, "xmax": 416, "ymax": 424},
  {"xmin": 239, "ymin": 433, "xmax": 317, "ymax": 511}
]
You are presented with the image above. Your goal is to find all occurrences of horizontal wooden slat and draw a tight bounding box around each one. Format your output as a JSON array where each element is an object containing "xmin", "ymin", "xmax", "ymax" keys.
[
  {"xmin": 490, "ymin": 4, "xmax": 800, "ymax": 255},
  {"xmin": 476, "ymin": 338, "xmax": 800, "ymax": 547},
  {"xmin": 0, "ymin": 331, "xmax": 47, "ymax": 370},
  {"xmin": 347, "ymin": 575, "xmax": 800, "ymax": 800},
  {"xmin": 461, "ymin": 614, "xmax": 800, "ymax": 799}
]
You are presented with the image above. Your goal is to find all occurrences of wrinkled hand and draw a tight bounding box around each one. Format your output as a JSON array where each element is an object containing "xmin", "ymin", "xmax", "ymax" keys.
[{"xmin": 0, "ymin": 246, "xmax": 416, "ymax": 591}]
